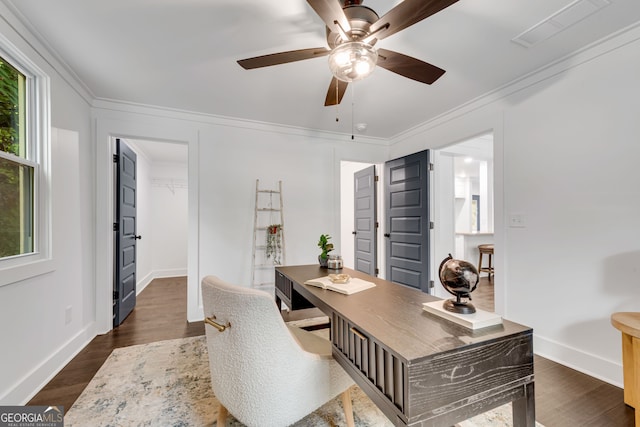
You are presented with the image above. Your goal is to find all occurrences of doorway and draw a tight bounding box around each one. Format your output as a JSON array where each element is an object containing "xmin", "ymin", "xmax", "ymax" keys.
[
  {"xmin": 340, "ymin": 150, "xmax": 432, "ymax": 292},
  {"xmin": 432, "ymin": 133, "xmax": 494, "ymax": 302},
  {"xmin": 112, "ymin": 138, "xmax": 189, "ymax": 326},
  {"xmin": 340, "ymin": 134, "xmax": 498, "ymax": 309},
  {"xmin": 340, "ymin": 161, "xmax": 375, "ymax": 272}
]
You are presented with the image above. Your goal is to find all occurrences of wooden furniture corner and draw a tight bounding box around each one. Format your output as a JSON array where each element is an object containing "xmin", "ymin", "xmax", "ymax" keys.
[{"xmin": 611, "ymin": 311, "xmax": 640, "ymax": 426}]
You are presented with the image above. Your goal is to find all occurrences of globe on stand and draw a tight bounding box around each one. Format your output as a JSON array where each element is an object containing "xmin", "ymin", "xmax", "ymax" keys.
[{"xmin": 438, "ymin": 254, "xmax": 480, "ymax": 314}]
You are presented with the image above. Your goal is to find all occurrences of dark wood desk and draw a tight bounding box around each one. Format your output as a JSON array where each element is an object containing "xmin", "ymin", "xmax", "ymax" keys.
[{"xmin": 275, "ymin": 265, "xmax": 535, "ymax": 427}]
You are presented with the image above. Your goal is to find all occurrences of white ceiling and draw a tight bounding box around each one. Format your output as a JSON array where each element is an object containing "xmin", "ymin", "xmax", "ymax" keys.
[
  {"xmin": 5, "ymin": 0, "xmax": 640, "ymax": 139},
  {"xmin": 128, "ymin": 139, "xmax": 188, "ymax": 164}
]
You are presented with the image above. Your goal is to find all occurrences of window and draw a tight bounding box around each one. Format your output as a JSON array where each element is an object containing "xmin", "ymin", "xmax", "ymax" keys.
[
  {"xmin": 0, "ymin": 59, "xmax": 33, "ymax": 258},
  {"xmin": 0, "ymin": 37, "xmax": 51, "ymax": 286}
]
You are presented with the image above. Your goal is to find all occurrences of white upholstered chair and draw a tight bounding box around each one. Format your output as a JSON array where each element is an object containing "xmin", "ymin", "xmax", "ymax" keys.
[{"xmin": 201, "ymin": 275, "xmax": 355, "ymax": 427}]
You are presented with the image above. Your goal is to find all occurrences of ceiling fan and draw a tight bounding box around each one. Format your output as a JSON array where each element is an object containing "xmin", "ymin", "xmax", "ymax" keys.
[{"xmin": 237, "ymin": 0, "xmax": 459, "ymax": 106}]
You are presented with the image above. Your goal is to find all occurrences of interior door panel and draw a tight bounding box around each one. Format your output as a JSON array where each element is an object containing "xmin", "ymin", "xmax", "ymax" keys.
[
  {"xmin": 384, "ymin": 150, "xmax": 430, "ymax": 292},
  {"xmin": 114, "ymin": 138, "xmax": 138, "ymax": 326}
]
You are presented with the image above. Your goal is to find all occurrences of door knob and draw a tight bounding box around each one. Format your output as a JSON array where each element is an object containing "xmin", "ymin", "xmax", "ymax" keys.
[
  {"xmin": 352, "ymin": 231, "xmax": 357, "ymax": 235},
  {"xmin": 134, "ymin": 235, "xmax": 142, "ymax": 240},
  {"xmin": 384, "ymin": 233, "xmax": 390, "ymax": 238}
]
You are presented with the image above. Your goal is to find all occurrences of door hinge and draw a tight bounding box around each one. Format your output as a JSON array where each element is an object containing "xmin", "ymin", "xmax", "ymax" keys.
[
  {"xmin": 113, "ymin": 290, "xmax": 119, "ymax": 300},
  {"xmin": 113, "ymin": 154, "xmax": 118, "ymax": 163},
  {"xmin": 374, "ymin": 175, "xmax": 379, "ymax": 182},
  {"xmin": 113, "ymin": 223, "xmax": 119, "ymax": 231},
  {"xmin": 429, "ymin": 280, "xmax": 435, "ymax": 289},
  {"xmin": 375, "ymin": 268, "xmax": 379, "ymax": 275},
  {"xmin": 429, "ymin": 221, "xmax": 434, "ymax": 229},
  {"xmin": 375, "ymin": 222, "xmax": 379, "ymax": 228},
  {"xmin": 429, "ymin": 162, "xmax": 434, "ymax": 171}
]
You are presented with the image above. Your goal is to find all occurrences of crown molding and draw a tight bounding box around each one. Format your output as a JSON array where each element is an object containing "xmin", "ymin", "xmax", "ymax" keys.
[
  {"xmin": 391, "ymin": 20, "xmax": 640, "ymax": 145},
  {"xmin": 92, "ymin": 97, "xmax": 391, "ymax": 147},
  {"xmin": 0, "ymin": 0, "xmax": 94, "ymax": 106}
]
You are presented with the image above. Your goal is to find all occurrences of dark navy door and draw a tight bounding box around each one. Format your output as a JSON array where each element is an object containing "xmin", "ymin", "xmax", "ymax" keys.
[
  {"xmin": 353, "ymin": 165, "xmax": 377, "ymax": 276},
  {"xmin": 114, "ymin": 138, "xmax": 139, "ymax": 326},
  {"xmin": 384, "ymin": 150, "xmax": 430, "ymax": 292}
]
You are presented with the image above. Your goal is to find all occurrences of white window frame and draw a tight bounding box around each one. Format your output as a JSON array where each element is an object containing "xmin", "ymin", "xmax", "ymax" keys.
[{"xmin": 0, "ymin": 35, "xmax": 52, "ymax": 287}]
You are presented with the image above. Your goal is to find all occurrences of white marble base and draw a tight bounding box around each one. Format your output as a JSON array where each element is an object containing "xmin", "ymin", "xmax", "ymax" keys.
[{"xmin": 423, "ymin": 300, "xmax": 503, "ymax": 329}]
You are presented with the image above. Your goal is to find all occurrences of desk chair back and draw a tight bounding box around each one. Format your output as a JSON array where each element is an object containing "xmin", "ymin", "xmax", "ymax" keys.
[{"xmin": 201, "ymin": 275, "xmax": 354, "ymax": 427}]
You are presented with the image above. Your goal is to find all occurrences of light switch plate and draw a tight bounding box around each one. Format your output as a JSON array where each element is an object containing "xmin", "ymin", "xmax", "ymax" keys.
[{"xmin": 509, "ymin": 214, "xmax": 526, "ymax": 228}]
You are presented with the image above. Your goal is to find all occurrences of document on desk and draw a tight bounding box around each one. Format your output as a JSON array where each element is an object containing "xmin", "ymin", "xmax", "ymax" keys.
[{"xmin": 304, "ymin": 276, "xmax": 376, "ymax": 295}]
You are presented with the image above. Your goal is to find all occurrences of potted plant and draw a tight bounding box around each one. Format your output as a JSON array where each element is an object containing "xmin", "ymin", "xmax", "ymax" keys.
[
  {"xmin": 317, "ymin": 234, "xmax": 333, "ymax": 268},
  {"xmin": 266, "ymin": 224, "xmax": 283, "ymax": 265}
]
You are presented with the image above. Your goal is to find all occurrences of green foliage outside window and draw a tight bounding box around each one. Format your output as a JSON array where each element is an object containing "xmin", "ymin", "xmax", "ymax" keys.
[
  {"xmin": 0, "ymin": 57, "xmax": 32, "ymax": 258},
  {"xmin": 0, "ymin": 59, "xmax": 22, "ymax": 155}
]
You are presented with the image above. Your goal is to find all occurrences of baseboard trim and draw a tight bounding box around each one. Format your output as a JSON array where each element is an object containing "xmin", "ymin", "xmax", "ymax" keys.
[
  {"xmin": 0, "ymin": 323, "xmax": 97, "ymax": 405},
  {"xmin": 534, "ymin": 334, "xmax": 623, "ymax": 388},
  {"xmin": 137, "ymin": 268, "xmax": 187, "ymax": 295},
  {"xmin": 137, "ymin": 271, "xmax": 154, "ymax": 294},
  {"xmin": 153, "ymin": 268, "xmax": 187, "ymax": 278}
]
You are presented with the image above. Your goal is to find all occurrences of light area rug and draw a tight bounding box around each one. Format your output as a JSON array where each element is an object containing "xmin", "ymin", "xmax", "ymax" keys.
[{"xmin": 64, "ymin": 336, "xmax": 542, "ymax": 427}]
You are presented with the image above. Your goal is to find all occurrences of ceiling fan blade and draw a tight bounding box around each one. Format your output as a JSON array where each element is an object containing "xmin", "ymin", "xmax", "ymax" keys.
[
  {"xmin": 376, "ymin": 48, "xmax": 446, "ymax": 84},
  {"xmin": 237, "ymin": 48, "xmax": 329, "ymax": 70},
  {"xmin": 307, "ymin": 0, "xmax": 351, "ymax": 39},
  {"xmin": 369, "ymin": 0, "xmax": 459, "ymax": 41},
  {"xmin": 324, "ymin": 77, "xmax": 349, "ymax": 106}
]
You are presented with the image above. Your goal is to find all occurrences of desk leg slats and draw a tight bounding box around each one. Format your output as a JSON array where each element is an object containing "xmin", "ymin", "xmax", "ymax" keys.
[{"xmin": 332, "ymin": 312, "xmax": 406, "ymax": 413}]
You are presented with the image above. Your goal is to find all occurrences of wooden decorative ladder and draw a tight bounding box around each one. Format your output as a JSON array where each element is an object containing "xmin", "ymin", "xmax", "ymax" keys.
[{"xmin": 251, "ymin": 180, "xmax": 285, "ymax": 291}]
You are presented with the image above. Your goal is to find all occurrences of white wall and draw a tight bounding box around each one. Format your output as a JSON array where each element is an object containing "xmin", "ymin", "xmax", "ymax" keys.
[
  {"xmin": 130, "ymin": 142, "xmax": 153, "ymax": 290},
  {"xmin": 390, "ymin": 25, "xmax": 640, "ymax": 386},
  {"xmin": 454, "ymin": 177, "xmax": 472, "ymax": 233},
  {"xmin": 150, "ymin": 162, "xmax": 188, "ymax": 277},
  {"xmin": 93, "ymin": 106, "xmax": 390, "ymax": 331},
  {"xmin": 0, "ymin": 4, "xmax": 94, "ymax": 404},
  {"xmin": 196, "ymin": 126, "xmax": 388, "ymax": 294},
  {"xmin": 432, "ymin": 151, "xmax": 455, "ymax": 299}
]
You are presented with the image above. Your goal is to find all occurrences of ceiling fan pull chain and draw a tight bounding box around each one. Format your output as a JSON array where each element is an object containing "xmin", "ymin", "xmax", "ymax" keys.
[{"xmin": 351, "ymin": 83, "xmax": 355, "ymax": 140}]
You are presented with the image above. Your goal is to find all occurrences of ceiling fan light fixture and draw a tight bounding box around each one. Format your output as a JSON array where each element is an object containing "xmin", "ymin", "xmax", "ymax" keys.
[{"xmin": 328, "ymin": 41, "xmax": 377, "ymax": 82}]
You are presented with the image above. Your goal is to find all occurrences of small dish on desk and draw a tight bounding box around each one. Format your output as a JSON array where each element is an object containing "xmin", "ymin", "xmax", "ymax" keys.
[{"xmin": 328, "ymin": 274, "xmax": 350, "ymax": 284}]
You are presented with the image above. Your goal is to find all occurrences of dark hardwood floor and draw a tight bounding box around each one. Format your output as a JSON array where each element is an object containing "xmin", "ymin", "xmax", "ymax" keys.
[
  {"xmin": 473, "ymin": 275, "xmax": 634, "ymax": 426},
  {"xmin": 29, "ymin": 276, "xmax": 634, "ymax": 426},
  {"xmin": 28, "ymin": 277, "xmax": 204, "ymax": 411},
  {"xmin": 471, "ymin": 275, "xmax": 495, "ymax": 313}
]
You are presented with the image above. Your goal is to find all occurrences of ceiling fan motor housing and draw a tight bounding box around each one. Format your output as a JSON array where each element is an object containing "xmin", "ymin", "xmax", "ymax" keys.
[{"xmin": 326, "ymin": 5, "xmax": 379, "ymax": 49}]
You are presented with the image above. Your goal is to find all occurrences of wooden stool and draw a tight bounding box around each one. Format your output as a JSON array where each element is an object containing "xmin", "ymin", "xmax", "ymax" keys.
[
  {"xmin": 611, "ymin": 312, "xmax": 640, "ymax": 426},
  {"xmin": 477, "ymin": 244, "xmax": 494, "ymax": 279}
]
